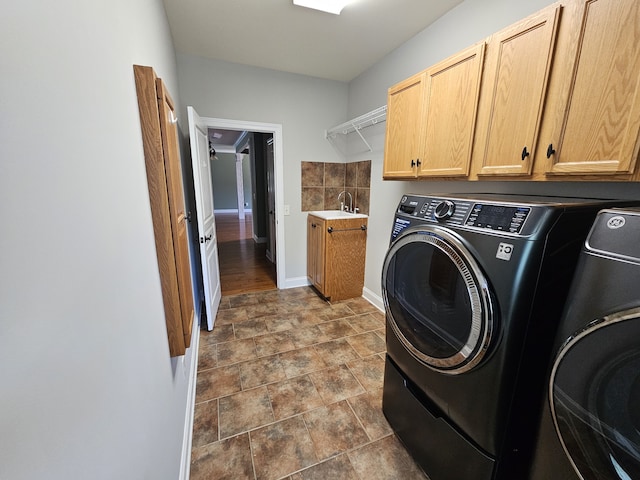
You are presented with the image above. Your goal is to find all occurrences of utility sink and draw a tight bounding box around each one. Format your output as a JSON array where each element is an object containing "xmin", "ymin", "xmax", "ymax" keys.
[{"xmin": 309, "ymin": 210, "xmax": 368, "ymax": 220}]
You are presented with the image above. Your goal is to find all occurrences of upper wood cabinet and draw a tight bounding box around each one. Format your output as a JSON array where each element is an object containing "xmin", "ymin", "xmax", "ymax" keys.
[
  {"xmin": 419, "ymin": 43, "xmax": 485, "ymax": 177},
  {"xmin": 474, "ymin": 3, "xmax": 561, "ymax": 177},
  {"xmin": 384, "ymin": 72, "xmax": 426, "ymax": 178},
  {"xmin": 134, "ymin": 65, "xmax": 194, "ymax": 357},
  {"xmin": 383, "ymin": 0, "xmax": 640, "ymax": 182},
  {"xmin": 540, "ymin": 0, "xmax": 640, "ymax": 177},
  {"xmin": 383, "ymin": 43, "xmax": 485, "ymax": 179}
]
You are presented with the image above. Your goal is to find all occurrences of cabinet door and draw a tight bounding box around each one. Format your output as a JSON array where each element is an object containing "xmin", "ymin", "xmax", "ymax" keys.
[
  {"xmin": 544, "ymin": 0, "xmax": 640, "ymax": 176},
  {"xmin": 418, "ymin": 43, "xmax": 485, "ymax": 177},
  {"xmin": 476, "ymin": 4, "xmax": 561, "ymax": 176},
  {"xmin": 325, "ymin": 219, "xmax": 367, "ymax": 301},
  {"xmin": 383, "ymin": 72, "xmax": 425, "ymax": 178},
  {"xmin": 307, "ymin": 215, "xmax": 325, "ymax": 293},
  {"xmin": 134, "ymin": 65, "xmax": 186, "ymax": 357},
  {"xmin": 157, "ymin": 79, "xmax": 194, "ymax": 350}
]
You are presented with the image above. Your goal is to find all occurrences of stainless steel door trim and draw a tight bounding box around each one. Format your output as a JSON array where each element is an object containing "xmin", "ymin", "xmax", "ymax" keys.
[
  {"xmin": 382, "ymin": 225, "xmax": 495, "ymax": 375},
  {"xmin": 549, "ymin": 306, "xmax": 640, "ymax": 480}
]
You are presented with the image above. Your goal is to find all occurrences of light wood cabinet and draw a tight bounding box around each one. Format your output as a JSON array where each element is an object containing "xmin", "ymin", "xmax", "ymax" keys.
[
  {"xmin": 418, "ymin": 43, "xmax": 485, "ymax": 177},
  {"xmin": 383, "ymin": 0, "xmax": 640, "ymax": 182},
  {"xmin": 540, "ymin": 0, "xmax": 640, "ymax": 178},
  {"xmin": 134, "ymin": 65, "xmax": 194, "ymax": 357},
  {"xmin": 474, "ymin": 4, "xmax": 561, "ymax": 177},
  {"xmin": 383, "ymin": 43, "xmax": 485, "ymax": 179},
  {"xmin": 307, "ymin": 214, "xmax": 368, "ymax": 301},
  {"xmin": 383, "ymin": 72, "xmax": 426, "ymax": 178}
]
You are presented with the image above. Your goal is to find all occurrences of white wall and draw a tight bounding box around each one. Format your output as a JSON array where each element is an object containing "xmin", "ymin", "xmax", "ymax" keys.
[
  {"xmin": 211, "ymin": 152, "xmax": 241, "ymax": 209},
  {"xmin": 346, "ymin": 0, "xmax": 640, "ymax": 303},
  {"xmin": 0, "ymin": 1, "xmax": 196, "ymax": 479},
  {"xmin": 177, "ymin": 55, "xmax": 349, "ymax": 283}
]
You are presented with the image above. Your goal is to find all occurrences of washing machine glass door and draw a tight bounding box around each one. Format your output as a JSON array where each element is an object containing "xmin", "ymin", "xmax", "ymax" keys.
[
  {"xmin": 550, "ymin": 307, "xmax": 640, "ymax": 480},
  {"xmin": 382, "ymin": 225, "xmax": 495, "ymax": 375}
]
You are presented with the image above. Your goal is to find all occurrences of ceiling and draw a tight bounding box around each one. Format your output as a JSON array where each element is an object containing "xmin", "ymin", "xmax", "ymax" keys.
[
  {"xmin": 162, "ymin": 0, "xmax": 464, "ymax": 83},
  {"xmin": 166, "ymin": 0, "xmax": 464, "ymax": 150}
]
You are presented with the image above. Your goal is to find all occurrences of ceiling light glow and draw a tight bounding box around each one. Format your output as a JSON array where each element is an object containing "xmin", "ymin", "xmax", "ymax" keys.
[{"xmin": 293, "ymin": 0, "xmax": 352, "ymax": 15}]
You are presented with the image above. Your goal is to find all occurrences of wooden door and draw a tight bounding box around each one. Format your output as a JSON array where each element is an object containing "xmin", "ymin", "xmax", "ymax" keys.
[
  {"xmin": 156, "ymin": 79, "xmax": 194, "ymax": 348},
  {"xmin": 418, "ymin": 43, "xmax": 485, "ymax": 177},
  {"xmin": 544, "ymin": 0, "xmax": 640, "ymax": 176},
  {"xmin": 476, "ymin": 4, "xmax": 561, "ymax": 176},
  {"xmin": 383, "ymin": 72, "xmax": 425, "ymax": 178},
  {"xmin": 188, "ymin": 106, "xmax": 221, "ymax": 332}
]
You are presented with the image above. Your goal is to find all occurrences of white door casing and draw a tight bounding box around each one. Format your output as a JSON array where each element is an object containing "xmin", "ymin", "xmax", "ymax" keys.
[
  {"xmin": 195, "ymin": 116, "xmax": 285, "ymax": 289},
  {"xmin": 188, "ymin": 106, "xmax": 221, "ymax": 331},
  {"xmin": 266, "ymin": 138, "xmax": 276, "ymax": 263}
]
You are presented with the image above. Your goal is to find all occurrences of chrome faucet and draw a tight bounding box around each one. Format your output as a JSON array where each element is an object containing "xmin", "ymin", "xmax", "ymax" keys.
[{"xmin": 337, "ymin": 191, "xmax": 353, "ymax": 213}]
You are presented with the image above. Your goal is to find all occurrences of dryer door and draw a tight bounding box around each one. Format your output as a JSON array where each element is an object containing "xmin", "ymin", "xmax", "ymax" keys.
[
  {"xmin": 382, "ymin": 225, "xmax": 495, "ymax": 375},
  {"xmin": 550, "ymin": 307, "xmax": 640, "ymax": 480}
]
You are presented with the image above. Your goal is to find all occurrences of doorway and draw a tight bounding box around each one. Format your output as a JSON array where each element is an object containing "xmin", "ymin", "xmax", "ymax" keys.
[{"xmin": 198, "ymin": 116, "xmax": 285, "ymax": 292}]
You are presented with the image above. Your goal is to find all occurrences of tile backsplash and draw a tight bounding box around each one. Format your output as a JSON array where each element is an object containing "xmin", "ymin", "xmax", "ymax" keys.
[{"xmin": 301, "ymin": 160, "xmax": 371, "ymax": 214}]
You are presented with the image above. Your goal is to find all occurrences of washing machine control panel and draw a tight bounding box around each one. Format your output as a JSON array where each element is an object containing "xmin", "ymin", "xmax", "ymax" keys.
[
  {"xmin": 466, "ymin": 203, "xmax": 530, "ymax": 234},
  {"xmin": 396, "ymin": 195, "xmax": 531, "ymax": 235}
]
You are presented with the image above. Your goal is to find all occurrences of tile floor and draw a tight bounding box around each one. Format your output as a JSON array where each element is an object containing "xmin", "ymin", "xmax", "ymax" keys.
[{"xmin": 190, "ymin": 287, "xmax": 429, "ymax": 480}]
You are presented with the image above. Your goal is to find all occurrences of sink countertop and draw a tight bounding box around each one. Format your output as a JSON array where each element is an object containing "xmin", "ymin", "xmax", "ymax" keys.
[{"xmin": 308, "ymin": 210, "xmax": 369, "ymax": 220}]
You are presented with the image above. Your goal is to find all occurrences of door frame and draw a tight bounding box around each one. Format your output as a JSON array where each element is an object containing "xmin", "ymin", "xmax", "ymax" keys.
[{"xmin": 198, "ymin": 116, "xmax": 285, "ymax": 289}]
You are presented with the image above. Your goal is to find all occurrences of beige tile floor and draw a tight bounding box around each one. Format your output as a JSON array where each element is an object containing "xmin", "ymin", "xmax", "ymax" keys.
[{"xmin": 190, "ymin": 287, "xmax": 429, "ymax": 480}]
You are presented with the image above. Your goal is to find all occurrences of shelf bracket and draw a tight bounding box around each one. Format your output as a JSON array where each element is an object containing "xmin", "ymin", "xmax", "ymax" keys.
[{"xmin": 325, "ymin": 105, "xmax": 387, "ymax": 152}]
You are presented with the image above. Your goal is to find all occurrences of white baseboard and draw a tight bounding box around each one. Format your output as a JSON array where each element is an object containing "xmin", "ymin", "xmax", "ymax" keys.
[
  {"xmin": 214, "ymin": 208, "xmax": 253, "ymax": 213},
  {"xmin": 283, "ymin": 276, "xmax": 311, "ymax": 289},
  {"xmin": 362, "ymin": 286, "xmax": 384, "ymax": 312},
  {"xmin": 179, "ymin": 320, "xmax": 200, "ymax": 480}
]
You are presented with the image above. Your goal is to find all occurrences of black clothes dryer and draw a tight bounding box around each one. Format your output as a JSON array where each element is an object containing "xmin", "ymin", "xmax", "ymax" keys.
[
  {"xmin": 381, "ymin": 194, "xmax": 631, "ymax": 480},
  {"xmin": 529, "ymin": 207, "xmax": 640, "ymax": 480}
]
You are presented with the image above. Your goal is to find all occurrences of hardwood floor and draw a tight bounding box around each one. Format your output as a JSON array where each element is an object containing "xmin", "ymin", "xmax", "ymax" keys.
[{"xmin": 215, "ymin": 212, "xmax": 277, "ymax": 296}]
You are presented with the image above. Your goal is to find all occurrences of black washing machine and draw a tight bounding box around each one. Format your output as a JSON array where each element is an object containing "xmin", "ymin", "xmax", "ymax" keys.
[
  {"xmin": 529, "ymin": 207, "xmax": 640, "ymax": 480},
  {"xmin": 381, "ymin": 194, "xmax": 631, "ymax": 480}
]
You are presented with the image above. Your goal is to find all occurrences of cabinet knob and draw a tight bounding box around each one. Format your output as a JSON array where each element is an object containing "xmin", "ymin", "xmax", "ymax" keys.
[
  {"xmin": 546, "ymin": 144, "xmax": 556, "ymax": 158},
  {"xmin": 521, "ymin": 146, "xmax": 530, "ymax": 161}
]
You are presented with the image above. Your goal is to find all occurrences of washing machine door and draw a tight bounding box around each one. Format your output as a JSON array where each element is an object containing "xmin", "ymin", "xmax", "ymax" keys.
[
  {"xmin": 382, "ymin": 225, "xmax": 495, "ymax": 375},
  {"xmin": 550, "ymin": 307, "xmax": 640, "ymax": 480}
]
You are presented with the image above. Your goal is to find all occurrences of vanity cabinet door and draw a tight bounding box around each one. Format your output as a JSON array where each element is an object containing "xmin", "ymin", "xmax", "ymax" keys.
[{"xmin": 307, "ymin": 215, "xmax": 325, "ymax": 293}]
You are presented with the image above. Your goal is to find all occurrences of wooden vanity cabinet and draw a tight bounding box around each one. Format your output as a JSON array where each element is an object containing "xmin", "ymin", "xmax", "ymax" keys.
[
  {"xmin": 307, "ymin": 214, "xmax": 368, "ymax": 301},
  {"xmin": 539, "ymin": 0, "xmax": 640, "ymax": 178},
  {"xmin": 383, "ymin": 43, "xmax": 485, "ymax": 179},
  {"xmin": 474, "ymin": 3, "xmax": 561, "ymax": 177}
]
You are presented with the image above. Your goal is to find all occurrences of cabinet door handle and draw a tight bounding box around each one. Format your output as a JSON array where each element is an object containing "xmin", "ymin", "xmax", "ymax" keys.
[
  {"xmin": 416, "ymin": 158, "xmax": 422, "ymax": 167},
  {"xmin": 410, "ymin": 159, "xmax": 416, "ymax": 167},
  {"xmin": 521, "ymin": 146, "xmax": 530, "ymax": 161},
  {"xmin": 546, "ymin": 144, "xmax": 556, "ymax": 159}
]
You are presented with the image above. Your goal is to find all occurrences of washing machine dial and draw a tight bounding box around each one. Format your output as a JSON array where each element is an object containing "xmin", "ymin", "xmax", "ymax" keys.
[{"xmin": 434, "ymin": 200, "xmax": 455, "ymax": 221}]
